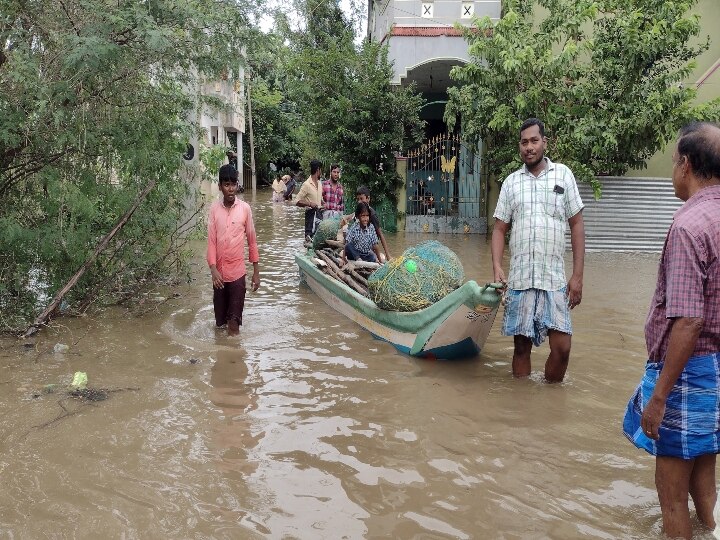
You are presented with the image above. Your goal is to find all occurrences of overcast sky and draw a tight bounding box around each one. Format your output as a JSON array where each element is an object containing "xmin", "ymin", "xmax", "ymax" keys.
[{"xmin": 258, "ymin": 0, "xmax": 367, "ymax": 40}]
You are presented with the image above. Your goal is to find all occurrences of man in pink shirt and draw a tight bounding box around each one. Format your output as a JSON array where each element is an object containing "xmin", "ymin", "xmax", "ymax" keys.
[{"xmin": 207, "ymin": 164, "xmax": 260, "ymax": 335}]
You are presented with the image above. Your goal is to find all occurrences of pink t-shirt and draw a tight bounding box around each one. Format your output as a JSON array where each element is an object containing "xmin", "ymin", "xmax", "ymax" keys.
[{"xmin": 207, "ymin": 198, "xmax": 259, "ymax": 282}]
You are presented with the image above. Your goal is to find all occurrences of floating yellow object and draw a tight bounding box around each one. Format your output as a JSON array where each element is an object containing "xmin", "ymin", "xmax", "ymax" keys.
[{"xmin": 71, "ymin": 372, "xmax": 88, "ymax": 390}]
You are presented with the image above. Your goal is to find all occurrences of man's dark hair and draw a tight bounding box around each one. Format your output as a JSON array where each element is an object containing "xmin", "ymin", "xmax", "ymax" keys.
[
  {"xmin": 310, "ymin": 159, "xmax": 323, "ymax": 175},
  {"xmin": 677, "ymin": 122, "xmax": 720, "ymax": 181},
  {"xmin": 330, "ymin": 163, "xmax": 340, "ymax": 172},
  {"xmin": 520, "ymin": 118, "xmax": 545, "ymax": 138},
  {"xmin": 356, "ymin": 185, "xmax": 371, "ymax": 198},
  {"xmin": 355, "ymin": 201, "xmax": 372, "ymax": 218},
  {"xmin": 218, "ymin": 164, "xmax": 238, "ymax": 182}
]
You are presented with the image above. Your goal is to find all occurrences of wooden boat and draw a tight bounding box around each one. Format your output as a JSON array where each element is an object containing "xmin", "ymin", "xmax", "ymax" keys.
[{"xmin": 295, "ymin": 250, "xmax": 502, "ymax": 360}]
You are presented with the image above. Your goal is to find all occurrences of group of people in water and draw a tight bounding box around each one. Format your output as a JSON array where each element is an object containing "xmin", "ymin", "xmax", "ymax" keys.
[
  {"xmin": 208, "ymin": 117, "xmax": 720, "ymax": 540},
  {"xmin": 270, "ymin": 173, "xmax": 297, "ymax": 202},
  {"xmin": 274, "ymin": 160, "xmax": 390, "ymax": 264},
  {"xmin": 207, "ymin": 159, "xmax": 390, "ymax": 336}
]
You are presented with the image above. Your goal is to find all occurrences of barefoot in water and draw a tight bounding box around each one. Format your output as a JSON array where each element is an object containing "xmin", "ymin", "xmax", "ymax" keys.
[{"xmin": 227, "ymin": 319, "xmax": 239, "ymax": 336}]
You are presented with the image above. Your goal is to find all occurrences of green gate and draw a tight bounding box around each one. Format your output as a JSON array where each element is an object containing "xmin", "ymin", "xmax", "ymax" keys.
[{"xmin": 405, "ymin": 133, "xmax": 487, "ymax": 234}]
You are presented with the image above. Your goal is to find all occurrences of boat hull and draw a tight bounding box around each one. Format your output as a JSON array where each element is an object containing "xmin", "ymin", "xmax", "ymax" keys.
[{"xmin": 296, "ymin": 252, "xmax": 501, "ymax": 360}]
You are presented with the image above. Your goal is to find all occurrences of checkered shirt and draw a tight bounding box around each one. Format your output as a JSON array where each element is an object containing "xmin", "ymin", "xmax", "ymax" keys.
[
  {"xmin": 346, "ymin": 223, "xmax": 378, "ymax": 255},
  {"xmin": 322, "ymin": 181, "xmax": 344, "ymax": 212},
  {"xmin": 493, "ymin": 157, "xmax": 584, "ymax": 291},
  {"xmin": 645, "ymin": 184, "xmax": 720, "ymax": 361}
]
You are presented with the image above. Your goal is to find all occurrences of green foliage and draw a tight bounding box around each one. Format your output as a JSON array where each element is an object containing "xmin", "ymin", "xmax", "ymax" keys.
[
  {"xmin": 284, "ymin": 0, "xmax": 425, "ymax": 209},
  {"xmin": 0, "ymin": 0, "xmax": 253, "ymax": 331},
  {"xmin": 446, "ymin": 0, "xmax": 720, "ymax": 197},
  {"xmin": 199, "ymin": 145, "xmax": 231, "ymax": 183}
]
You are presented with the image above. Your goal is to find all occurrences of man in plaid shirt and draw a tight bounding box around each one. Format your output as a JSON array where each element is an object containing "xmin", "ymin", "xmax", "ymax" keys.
[
  {"xmin": 321, "ymin": 164, "xmax": 344, "ymax": 219},
  {"xmin": 623, "ymin": 122, "xmax": 720, "ymax": 539},
  {"xmin": 491, "ymin": 118, "xmax": 585, "ymax": 383}
]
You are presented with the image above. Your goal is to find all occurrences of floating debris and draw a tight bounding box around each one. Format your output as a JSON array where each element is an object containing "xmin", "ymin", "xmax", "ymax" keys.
[
  {"xmin": 53, "ymin": 343, "xmax": 69, "ymax": 353},
  {"xmin": 69, "ymin": 388, "xmax": 108, "ymax": 401},
  {"xmin": 70, "ymin": 371, "xmax": 88, "ymax": 389}
]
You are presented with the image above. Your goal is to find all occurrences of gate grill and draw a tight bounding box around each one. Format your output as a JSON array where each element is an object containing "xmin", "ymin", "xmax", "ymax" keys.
[{"xmin": 405, "ymin": 133, "xmax": 487, "ymax": 234}]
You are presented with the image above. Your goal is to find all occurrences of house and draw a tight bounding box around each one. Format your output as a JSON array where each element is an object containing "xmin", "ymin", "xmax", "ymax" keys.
[
  {"xmin": 184, "ymin": 71, "xmax": 247, "ymax": 198},
  {"xmin": 368, "ymin": 0, "xmax": 501, "ymax": 233}
]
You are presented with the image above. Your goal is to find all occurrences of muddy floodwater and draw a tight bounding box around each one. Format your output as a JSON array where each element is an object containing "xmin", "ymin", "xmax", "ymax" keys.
[{"xmin": 0, "ymin": 190, "xmax": 713, "ymax": 539}]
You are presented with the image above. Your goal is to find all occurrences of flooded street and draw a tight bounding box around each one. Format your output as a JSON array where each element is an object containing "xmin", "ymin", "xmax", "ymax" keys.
[{"xmin": 0, "ymin": 190, "xmax": 710, "ymax": 539}]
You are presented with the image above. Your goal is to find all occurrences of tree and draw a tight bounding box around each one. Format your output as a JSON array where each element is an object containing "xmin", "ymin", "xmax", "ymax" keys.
[
  {"xmin": 0, "ymin": 0, "xmax": 254, "ymax": 332},
  {"xmin": 285, "ymin": 0, "xmax": 425, "ymax": 225},
  {"xmin": 243, "ymin": 29, "xmax": 303, "ymax": 183},
  {"xmin": 445, "ymin": 0, "xmax": 720, "ymax": 196}
]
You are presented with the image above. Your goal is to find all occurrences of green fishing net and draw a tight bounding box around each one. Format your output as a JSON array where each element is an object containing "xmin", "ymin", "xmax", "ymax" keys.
[
  {"xmin": 368, "ymin": 240, "xmax": 464, "ymax": 311},
  {"xmin": 312, "ymin": 217, "xmax": 341, "ymax": 250}
]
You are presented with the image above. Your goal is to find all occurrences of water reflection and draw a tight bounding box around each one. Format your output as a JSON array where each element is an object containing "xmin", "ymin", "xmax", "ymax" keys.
[{"xmin": 209, "ymin": 348, "xmax": 260, "ymax": 478}]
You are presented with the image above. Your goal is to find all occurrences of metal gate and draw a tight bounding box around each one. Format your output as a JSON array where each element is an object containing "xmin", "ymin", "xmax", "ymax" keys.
[{"xmin": 404, "ymin": 133, "xmax": 488, "ymax": 233}]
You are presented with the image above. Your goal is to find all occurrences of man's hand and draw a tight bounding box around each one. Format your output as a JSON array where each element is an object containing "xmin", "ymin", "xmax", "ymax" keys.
[
  {"xmin": 567, "ymin": 274, "xmax": 583, "ymax": 309},
  {"xmin": 493, "ymin": 267, "xmax": 507, "ymax": 289},
  {"xmin": 641, "ymin": 394, "xmax": 666, "ymax": 440},
  {"xmin": 211, "ymin": 267, "xmax": 224, "ymax": 289},
  {"xmin": 251, "ymin": 272, "xmax": 260, "ymax": 292}
]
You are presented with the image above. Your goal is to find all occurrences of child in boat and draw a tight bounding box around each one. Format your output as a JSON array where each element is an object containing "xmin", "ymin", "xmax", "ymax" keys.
[
  {"xmin": 342, "ymin": 201, "xmax": 382, "ymax": 263},
  {"xmin": 207, "ymin": 164, "xmax": 261, "ymax": 335},
  {"xmin": 339, "ymin": 186, "xmax": 390, "ymax": 261}
]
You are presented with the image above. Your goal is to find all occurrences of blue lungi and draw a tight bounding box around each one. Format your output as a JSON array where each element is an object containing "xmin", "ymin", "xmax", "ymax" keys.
[
  {"xmin": 501, "ymin": 287, "xmax": 572, "ymax": 347},
  {"xmin": 623, "ymin": 353, "xmax": 720, "ymax": 459}
]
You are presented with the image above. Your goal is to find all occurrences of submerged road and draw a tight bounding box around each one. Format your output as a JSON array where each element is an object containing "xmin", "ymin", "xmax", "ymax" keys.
[{"xmin": 0, "ymin": 190, "xmax": 699, "ymax": 539}]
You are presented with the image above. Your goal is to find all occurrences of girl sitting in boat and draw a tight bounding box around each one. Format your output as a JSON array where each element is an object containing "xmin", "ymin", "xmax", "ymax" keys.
[{"xmin": 342, "ymin": 201, "xmax": 382, "ymax": 264}]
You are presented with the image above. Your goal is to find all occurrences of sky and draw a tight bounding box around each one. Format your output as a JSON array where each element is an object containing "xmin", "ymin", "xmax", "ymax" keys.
[{"xmin": 257, "ymin": 0, "xmax": 367, "ymax": 39}]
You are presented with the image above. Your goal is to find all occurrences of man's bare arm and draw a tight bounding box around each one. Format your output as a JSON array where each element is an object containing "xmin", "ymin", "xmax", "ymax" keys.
[
  {"xmin": 567, "ymin": 211, "xmax": 585, "ymax": 308},
  {"xmin": 491, "ymin": 219, "xmax": 509, "ymax": 284}
]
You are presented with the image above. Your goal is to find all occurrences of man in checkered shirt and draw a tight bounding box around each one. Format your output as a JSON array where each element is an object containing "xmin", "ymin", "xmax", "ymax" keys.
[
  {"xmin": 321, "ymin": 164, "xmax": 344, "ymax": 219},
  {"xmin": 491, "ymin": 118, "xmax": 586, "ymax": 383},
  {"xmin": 623, "ymin": 122, "xmax": 720, "ymax": 539}
]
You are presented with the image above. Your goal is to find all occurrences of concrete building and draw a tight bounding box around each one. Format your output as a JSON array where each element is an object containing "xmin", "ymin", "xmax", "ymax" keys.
[
  {"xmin": 184, "ymin": 70, "xmax": 247, "ymax": 199},
  {"xmin": 368, "ymin": 0, "xmax": 501, "ymax": 233}
]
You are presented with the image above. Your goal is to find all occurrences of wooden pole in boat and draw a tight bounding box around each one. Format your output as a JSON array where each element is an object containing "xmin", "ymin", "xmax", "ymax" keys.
[
  {"xmin": 316, "ymin": 251, "xmax": 368, "ymax": 296},
  {"xmin": 345, "ymin": 268, "xmax": 369, "ymax": 288}
]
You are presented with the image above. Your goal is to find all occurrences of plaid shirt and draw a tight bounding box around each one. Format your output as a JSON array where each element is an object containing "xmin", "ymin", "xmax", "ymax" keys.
[
  {"xmin": 322, "ymin": 180, "xmax": 344, "ymax": 212},
  {"xmin": 493, "ymin": 158, "xmax": 584, "ymax": 291},
  {"xmin": 346, "ymin": 223, "xmax": 378, "ymax": 255},
  {"xmin": 645, "ymin": 185, "xmax": 720, "ymax": 361}
]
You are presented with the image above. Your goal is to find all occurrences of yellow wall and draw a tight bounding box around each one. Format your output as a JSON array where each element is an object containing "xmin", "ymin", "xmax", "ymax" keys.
[{"xmin": 628, "ymin": 0, "xmax": 720, "ymax": 177}]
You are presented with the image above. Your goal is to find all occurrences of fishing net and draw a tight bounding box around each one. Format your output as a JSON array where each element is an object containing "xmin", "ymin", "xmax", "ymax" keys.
[
  {"xmin": 312, "ymin": 217, "xmax": 341, "ymax": 250},
  {"xmin": 368, "ymin": 240, "xmax": 464, "ymax": 311}
]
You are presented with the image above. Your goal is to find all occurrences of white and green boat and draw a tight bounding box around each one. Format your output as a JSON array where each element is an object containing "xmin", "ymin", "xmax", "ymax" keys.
[{"xmin": 295, "ymin": 251, "xmax": 502, "ymax": 360}]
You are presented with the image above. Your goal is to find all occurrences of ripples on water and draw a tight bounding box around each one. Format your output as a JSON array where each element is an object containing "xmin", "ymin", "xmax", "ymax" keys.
[{"xmin": 0, "ymin": 190, "xmax": 715, "ymax": 539}]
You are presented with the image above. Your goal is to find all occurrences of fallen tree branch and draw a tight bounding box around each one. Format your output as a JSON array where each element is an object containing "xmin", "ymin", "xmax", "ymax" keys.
[{"xmin": 24, "ymin": 180, "xmax": 157, "ymax": 337}]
